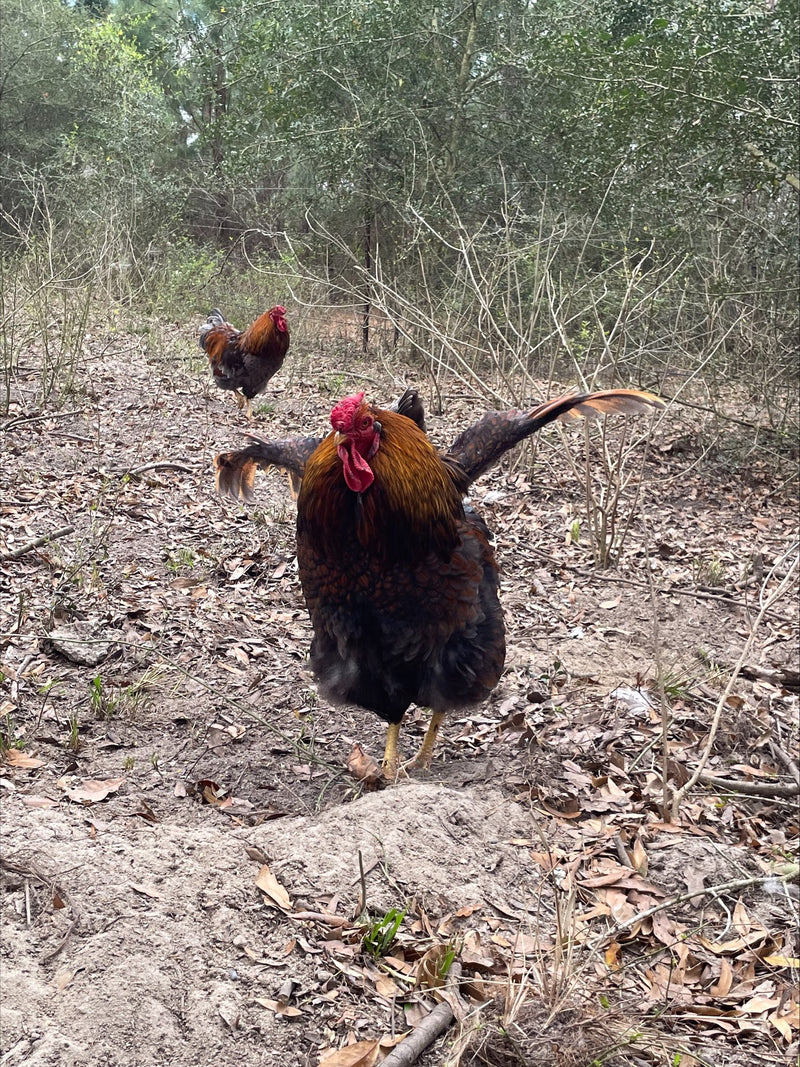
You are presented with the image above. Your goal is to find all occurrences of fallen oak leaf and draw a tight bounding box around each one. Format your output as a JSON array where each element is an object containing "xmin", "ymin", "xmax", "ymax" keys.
[
  {"xmin": 740, "ymin": 995, "xmax": 782, "ymax": 1013},
  {"xmin": 347, "ymin": 744, "xmax": 382, "ymax": 789},
  {"xmin": 54, "ymin": 970, "xmax": 77, "ymax": 992},
  {"xmin": 318, "ymin": 1040, "xmax": 381, "ymax": 1067},
  {"xmin": 709, "ymin": 958, "xmax": 734, "ymax": 997},
  {"xmin": 374, "ymin": 973, "xmax": 402, "ymax": 998},
  {"xmin": 61, "ymin": 777, "xmax": 125, "ymax": 804},
  {"xmin": 415, "ymin": 944, "xmax": 452, "ymax": 990},
  {"xmin": 4, "ymin": 750, "xmax": 45, "ymax": 769},
  {"xmin": 22, "ymin": 795, "xmax": 59, "ymax": 809},
  {"xmin": 253, "ymin": 997, "xmax": 303, "ymax": 1018},
  {"xmin": 196, "ymin": 778, "xmax": 228, "ymax": 805},
  {"xmin": 256, "ymin": 864, "xmax": 292, "ymax": 911}
]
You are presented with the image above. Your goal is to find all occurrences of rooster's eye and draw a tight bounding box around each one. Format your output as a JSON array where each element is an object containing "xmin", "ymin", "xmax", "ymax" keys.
[{"xmin": 360, "ymin": 417, "xmax": 371, "ymax": 430}]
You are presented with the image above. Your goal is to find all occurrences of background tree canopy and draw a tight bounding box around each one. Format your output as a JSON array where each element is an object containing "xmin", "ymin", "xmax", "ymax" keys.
[{"xmin": 1, "ymin": 0, "xmax": 797, "ymax": 406}]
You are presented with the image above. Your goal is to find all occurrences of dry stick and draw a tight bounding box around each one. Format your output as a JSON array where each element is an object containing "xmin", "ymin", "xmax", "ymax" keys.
[
  {"xmin": 526, "ymin": 541, "xmax": 795, "ymax": 624},
  {"xmin": 354, "ymin": 849, "xmax": 368, "ymax": 920},
  {"xmin": 381, "ymin": 964, "xmax": 463, "ymax": 1067},
  {"xmin": 770, "ymin": 741, "xmax": 800, "ymax": 786},
  {"xmin": 698, "ymin": 774, "xmax": 798, "ymax": 799},
  {"xmin": 127, "ymin": 461, "xmax": 194, "ymax": 477},
  {"xmin": 1, "ymin": 525, "xmax": 74, "ymax": 561},
  {"xmin": 1, "ymin": 409, "xmax": 83, "ymax": 432},
  {"xmin": 670, "ymin": 546, "xmax": 799, "ymax": 822},
  {"xmin": 602, "ymin": 868, "xmax": 799, "ymax": 943},
  {"xmin": 579, "ymin": 568, "xmax": 786, "ymax": 617}
]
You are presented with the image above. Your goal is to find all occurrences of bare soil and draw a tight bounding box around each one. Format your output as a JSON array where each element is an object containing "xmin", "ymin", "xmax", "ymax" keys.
[{"xmin": 1, "ymin": 319, "xmax": 797, "ymax": 1067}]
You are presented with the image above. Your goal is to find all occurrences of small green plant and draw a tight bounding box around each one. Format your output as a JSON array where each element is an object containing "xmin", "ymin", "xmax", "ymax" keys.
[
  {"xmin": 165, "ymin": 547, "xmax": 197, "ymax": 573},
  {"xmin": 0, "ymin": 712, "xmax": 25, "ymax": 754},
  {"xmin": 324, "ymin": 372, "xmax": 346, "ymax": 395},
  {"xmin": 362, "ymin": 907, "xmax": 406, "ymax": 958},
  {"xmin": 123, "ymin": 755, "xmax": 135, "ymax": 771},
  {"xmin": 693, "ymin": 555, "xmax": 725, "ymax": 587},
  {"xmin": 661, "ymin": 669, "xmax": 695, "ymax": 701},
  {"xmin": 570, "ymin": 519, "xmax": 581, "ymax": 544},
  {"xmin": 434, "ymin": 941, "xmax": 457, "ymax": 983},
  {"xmin": 89, "ymin": 675, "xmax": 104, "ymax": 714},
  {"xmin": 67, "ymin": 713, "xmax": 81, "ymax": 752}
]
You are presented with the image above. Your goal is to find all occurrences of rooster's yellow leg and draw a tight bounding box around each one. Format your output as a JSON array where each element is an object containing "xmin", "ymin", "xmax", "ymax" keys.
[
  {"xmin": 234, "ymin": 390, "xmax": 246, "ymax": 410},
  {"xmin": 407, "ymin": 711, "xmax": 446, "ymax": 770},
  {"xmin": 244, "ymin": 397, "xmax": 253, "ymax": 420},
  {"xmin": 381, "ymin": 722, "xmax": 402, "ymax": 781}
]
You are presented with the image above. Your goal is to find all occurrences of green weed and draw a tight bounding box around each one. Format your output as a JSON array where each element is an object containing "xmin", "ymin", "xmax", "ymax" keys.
[{"xmin": 362, "ymin": 907, "xmax": 406, "ymax": 959}]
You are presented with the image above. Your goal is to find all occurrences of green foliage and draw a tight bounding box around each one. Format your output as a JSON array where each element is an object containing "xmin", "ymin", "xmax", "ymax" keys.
[
  {"xmin": 362, "ymin": 907, "xmax": 406, "ymax": 958},
  {"xmin": 0, "ymin": 0, "xmax": 796, "ymax": 431}
]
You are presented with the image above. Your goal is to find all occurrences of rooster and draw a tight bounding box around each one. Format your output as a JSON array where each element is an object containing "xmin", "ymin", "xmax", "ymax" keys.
[
  {"xmin": 216, "ymin": 387, "xmax": 663, "ymax": 778},
  {"xmin": 199, "ymin": 305, "xmax": 289, "ymax": 418}
]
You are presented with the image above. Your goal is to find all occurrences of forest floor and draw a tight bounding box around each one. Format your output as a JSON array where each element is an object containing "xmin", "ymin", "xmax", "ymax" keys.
[{"xmin": 0, "ymin": 314, "xmax": 798, "ymax": 1067}]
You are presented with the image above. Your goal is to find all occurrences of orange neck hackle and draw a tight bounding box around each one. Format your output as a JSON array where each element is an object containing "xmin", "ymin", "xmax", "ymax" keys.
[
  {"xmin": 241, "ymin": 305, "xmax": 289, "ymax": 349},
  {"xmin": 299, "ymin": 399, "xmax": 464, "ymax": 562}
]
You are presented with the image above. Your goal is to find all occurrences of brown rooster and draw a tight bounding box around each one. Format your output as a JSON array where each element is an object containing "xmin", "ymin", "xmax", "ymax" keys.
[
  {"xmin": 199, "ymin": 305, "xmax": 289, "ymax": 418},
  {"xmin": 216, "ymin": 387, "xmax": 663, "ymax": 778}
]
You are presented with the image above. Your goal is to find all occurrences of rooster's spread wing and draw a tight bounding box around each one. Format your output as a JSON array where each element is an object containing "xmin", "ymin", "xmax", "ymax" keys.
[{"xmin": 446, "ymin": 389, "xmax": 664, "ymax": 486}]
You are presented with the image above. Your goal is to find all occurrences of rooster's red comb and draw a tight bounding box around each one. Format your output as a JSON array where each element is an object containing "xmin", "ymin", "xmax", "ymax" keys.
[{"xmin": 330, "ymin": 392, "xmax": 366, "ymax": 432}]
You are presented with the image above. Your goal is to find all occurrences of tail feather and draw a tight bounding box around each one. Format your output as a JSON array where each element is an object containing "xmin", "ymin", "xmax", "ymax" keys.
[
  {"xmin": 199, "ymin": 308, "xmax": 232, "ymax": 351},
  {"xmin": 388, "ymin": 387, "xmax": 426, "ymax": 431},
  {"xmin": 530, "ymin": 388, "xmax": 664, "ymax": 424}
]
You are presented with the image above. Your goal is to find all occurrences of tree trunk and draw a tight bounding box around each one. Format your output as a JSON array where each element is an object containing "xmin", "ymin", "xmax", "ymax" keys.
[
  {"xmin": 362, "ymin": 210, "xmax": 372, "ymax": 353},
  {"xmin": 445, "ymin": 0, "xmax": 486, "ymax": 181}
]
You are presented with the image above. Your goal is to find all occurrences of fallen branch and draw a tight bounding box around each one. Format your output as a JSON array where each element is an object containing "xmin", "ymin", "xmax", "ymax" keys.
[
  {"xmin": 699, "ymin": 773, "xmax": 798, "ymax": 799},
  {"xmin": 127, "ymin": 461, "xmax": 194, "ymax": 477},
  {"xmin": 290, "ymin": 911, "xmax": 350, "ymax": 928},
  {"xmin": 603, "ymin": 866, "xmax": 800, "ymax": 942},
  {"xmin": 1, "ymin": 525, "xmax": 75, "ymax": 561},
  {"xmin": 770, "ymin": 741, "xmax": 800, "ymax": 786},
  {"xmin": 2, "ymin": 409, "xmax": 83, "ymax": 432},
  {"xmin": 381, "ymin": 999, "xmax": 455, "ymax": 1067}
]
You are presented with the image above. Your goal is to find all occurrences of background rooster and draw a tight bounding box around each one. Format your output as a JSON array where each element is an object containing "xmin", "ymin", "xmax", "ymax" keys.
[
  {"xmin": 199, "ymin": 305, "xmax": 289, "ymax": 418},
  {"xmin": 216, "ymin": 387, "xmax": 663, "ymax": 778}
]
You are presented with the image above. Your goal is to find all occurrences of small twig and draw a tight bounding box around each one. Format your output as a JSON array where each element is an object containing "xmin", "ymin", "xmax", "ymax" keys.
[
  {"xmin": 603, "ymin": 868, "xmax": 799, "ymax": 941},
  {"xmin": 770, "ymin": 741, "xmax": 800, "ymax": 786},
  {"xmin": 586, "ymin": 570, "xmax": 769, "ymax": 613},
  {"xmin": 48, "ymin": 432, "xmax": 95, "ymax": 444},
  {"xmin": 2, "ymin": 409, "xmax": 83, "ymax": 432},
  {"xmin": 643, "ymin": 522, "xmax": 671, "ymax": 821},
  {"xmin": 528, "ymin": 547, "xmax": 795, "ymax": 624},
  {"xmin": 276, "ymin": 977, "xmax": 296, "ymax": 1006},
  {"xmin": 1, "ymin": 525, "xmax": 75, "ymax": 561},
  {"xmin": 699, "ymin": 773, "xmax": 798, "ymax": 799},
  {"xmin": 126, "ymin": 461, "xmax": 194, "ymax": 477},
  {"xmin": 39, "ymin": 917, "xmax": 81, "ymax": 965},
  {"xmin": 354, "ymin": 849, "xmax": 368, "ymax": 920},
  {"xmin": 289, "ymin": 911, "xmax": 350, "ymax": 928}
]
